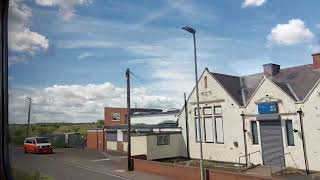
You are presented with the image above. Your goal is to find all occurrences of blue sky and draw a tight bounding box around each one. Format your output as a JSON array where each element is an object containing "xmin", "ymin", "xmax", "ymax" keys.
[{"xmin": 8, "ymin": 0, "xmax": 320, "ymax": 123}]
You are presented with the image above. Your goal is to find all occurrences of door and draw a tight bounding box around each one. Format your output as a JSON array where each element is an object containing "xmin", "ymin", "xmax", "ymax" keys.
[{"xmin": 259, "ymin": 120, "xmax": 285, "ymax": 168}]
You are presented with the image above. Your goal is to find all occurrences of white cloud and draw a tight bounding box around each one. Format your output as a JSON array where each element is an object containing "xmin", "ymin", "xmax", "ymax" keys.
[
  {"xmin": 267, "ymin": 19, "xmax": 314, "ymax": 46},
  {"xmin": 9, "ymin": 82, "xmax": 180, "ymax": 123},
  {"xmin": 8, "ymin": 0, "xmax": 49, "ymax": 53},
  {"xmin": 78, "ymin": 52, "xmax": 93, "ymax": 59},
  {"xmin": 230, "ymin": 56, "xmax": 274, "ymax": 75},
  {"xmin": 8, "ymin": 55, "xmax": 28, "ymax": 66},
  {"xmin": 309, "ymin": 44, "xmax": 320, "ymax": 53},
  {"xmin": 59, "ymin": 40, "xmax": 115, "ymax": 49},
  {"xmin": 35, "ymin": 0, "xmax": 92, "ymax": 21},
  {"xmin": 242, "ymin": 0, "xmax": 266, "ymax": 8}
]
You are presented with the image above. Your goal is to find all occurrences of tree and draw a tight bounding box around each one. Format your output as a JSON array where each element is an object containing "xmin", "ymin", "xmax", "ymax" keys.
[{"xmin": 96, "ymin": 120, "xmax": 104, "ymax": 128}]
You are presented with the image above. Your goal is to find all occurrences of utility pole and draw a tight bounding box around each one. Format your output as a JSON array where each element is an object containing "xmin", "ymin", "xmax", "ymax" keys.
[
  {"xmin": 26, "ymin": 97, "xmax": 32, "ymax": 137},
  {"xmin": 297, "ymin": 109, "xmax": 310, "ymax": 174},
  {"xmin": 184, "ymin": 93, "xmax": 190, "ymax": 158},
  {"xmin": 126, "ymin": 68, "xmax": 133, "ymax": 171},
  {"xmin": 241, "ymin": 113, "xmax": 248, "ymax": 166}
]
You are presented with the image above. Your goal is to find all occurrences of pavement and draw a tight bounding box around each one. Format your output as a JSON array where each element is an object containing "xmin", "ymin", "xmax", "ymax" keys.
[
  {"xmin": 244, "ymin": 165, "xmax": 320, "ymax": 180},
  {"xmin": 10, "ymin": 147, "xmax": 170, "ymax": 180}
]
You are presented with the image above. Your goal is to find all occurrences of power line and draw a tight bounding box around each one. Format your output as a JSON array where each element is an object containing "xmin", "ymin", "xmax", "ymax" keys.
[{"xmin": 129, "ymin": 71, "xmax": 147, "ymax": 86}]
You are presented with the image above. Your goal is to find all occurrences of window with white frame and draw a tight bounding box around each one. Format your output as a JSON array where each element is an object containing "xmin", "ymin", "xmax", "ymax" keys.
[
  {"xmin": 111, "ymin": 112, "xmax": 120, "ymax": 121},
  {"xmin": 157, "ymin": 134, "xmax": 170, "ymax": 145}
]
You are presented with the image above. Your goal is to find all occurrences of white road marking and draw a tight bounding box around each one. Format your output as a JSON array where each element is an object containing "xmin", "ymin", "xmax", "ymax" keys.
[
  {"xmin": 63, "ymin": 162, "xmax": 131, "ymax": 180},
  {"xmin": 119, "ymin": 156, "xmax": 127, "ymax": 159},
  {"xmin": 115, "ymin": 169, "xmax": 126, "ymax": 173},
  {"xmin": 91, "ymin": 158, "xmax": 110, "ymax": 162},
  {"xmin": 33, "ymin": 154, "xmax": 132, "ymax": 180}
]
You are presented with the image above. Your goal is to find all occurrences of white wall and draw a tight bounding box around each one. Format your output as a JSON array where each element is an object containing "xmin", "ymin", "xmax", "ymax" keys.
[
  {"xmin": 178, "ymin": 70, "xmax": 319, "ymax": 171},
  {"xmin": 131, "ymin": 114, "xmax": 177, "ymax": 125},
  {"xmin": 130, "ymin": 134, "xmax": 186, "ymax": 160},
  {"xmin": 301, "ymin": 81, "xmax": 320, "ymax": 171},
  {"xmin": 107, "ymin": 141, "xmax": 117, "ymax": 151},
  {"xmin": 131, "ymin": 136, "xmax": 147, "ymax": 156},
  {"xmin": 244, "ymin": 78, "xmax": 304, "ymax": 169},
  {"xmin": 123, "ymin": 142, "xmax": 128, "ymax": 152},
  {"xmin": 146, "ymin": 134, "xmax": 186, "ymax": 160},
  {"xmin": 179, "ymin": 70, "xmax": 245, "ymax": 163}
]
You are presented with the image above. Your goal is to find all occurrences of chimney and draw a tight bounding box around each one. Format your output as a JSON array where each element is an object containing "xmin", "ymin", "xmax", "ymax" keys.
[
  {"xmin": 312, "ymin": 53, "xmax": 320, "ymax": 70},
  {"xmin": 263, "ymin": 63, "xmax": 280, "ymax": 77}
]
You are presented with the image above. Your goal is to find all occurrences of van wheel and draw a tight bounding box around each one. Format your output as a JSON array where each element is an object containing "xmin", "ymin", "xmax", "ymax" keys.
[{"xmin": 24, "ymin": 149, "xmax": 28, "ymax": 154}]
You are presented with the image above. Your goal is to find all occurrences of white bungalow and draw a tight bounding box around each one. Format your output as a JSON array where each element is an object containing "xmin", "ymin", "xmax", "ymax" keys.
[{"xmin": 178, "ymin": 53, "xmax": 320, "ymax": 172}]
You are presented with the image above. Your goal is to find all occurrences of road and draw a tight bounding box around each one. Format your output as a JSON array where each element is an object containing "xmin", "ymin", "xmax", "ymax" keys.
[{"xmin": 10, "ymin": 147, "xmax": 169, "ymax": 180}]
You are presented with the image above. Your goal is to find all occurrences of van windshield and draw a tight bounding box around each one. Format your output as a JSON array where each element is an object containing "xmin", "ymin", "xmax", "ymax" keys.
[{"xmin": 36, "ymin": 138, "xmax": 49, "ymax": 144}]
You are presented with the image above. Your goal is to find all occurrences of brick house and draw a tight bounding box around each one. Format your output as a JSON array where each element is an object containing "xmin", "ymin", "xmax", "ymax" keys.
[{"xmin": 86, "ymin": 107, "xmax": 162, "ymax": 150}]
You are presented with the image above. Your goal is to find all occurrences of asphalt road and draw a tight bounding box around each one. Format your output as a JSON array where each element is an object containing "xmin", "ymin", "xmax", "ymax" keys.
[{"xmin": 10, "ymin": 147, "xmax": 169, "ymax": 180}]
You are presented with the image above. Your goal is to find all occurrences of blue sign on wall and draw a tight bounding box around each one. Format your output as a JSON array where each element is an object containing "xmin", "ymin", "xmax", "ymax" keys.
[{"xmin": 258, "ymin": 102, "xmax": 278, "ymax": 114}]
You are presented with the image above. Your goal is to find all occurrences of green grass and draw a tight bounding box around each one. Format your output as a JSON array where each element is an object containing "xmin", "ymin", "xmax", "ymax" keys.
[
  {"xmin": 9, "ymin": 122, "xmax": 100, "ymax": 146},
  {"xmin": 12, "ymin": 167, "xmax": 54, "ymax": 180}
]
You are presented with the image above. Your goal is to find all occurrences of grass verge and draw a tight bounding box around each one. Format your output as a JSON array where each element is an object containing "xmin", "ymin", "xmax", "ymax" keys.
[{"xmin": 12, "ymin": 167, "xmax": 54, "ymax": 180}]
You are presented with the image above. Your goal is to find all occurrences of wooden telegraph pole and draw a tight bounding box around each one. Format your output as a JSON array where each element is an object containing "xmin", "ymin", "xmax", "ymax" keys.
[{"xmin": 126, "ymin": 68, "xmax": 133, "ymax": 171}]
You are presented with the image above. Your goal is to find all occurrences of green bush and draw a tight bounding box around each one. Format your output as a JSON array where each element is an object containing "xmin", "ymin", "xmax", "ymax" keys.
[{"xmin": 10, "ymin": 136, "xmax": 26, "ymax": 146}]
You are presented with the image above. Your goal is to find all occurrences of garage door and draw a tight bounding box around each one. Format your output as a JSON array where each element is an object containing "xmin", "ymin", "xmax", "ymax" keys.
[{"xmin": 260, "ymin": 120, "xmax": 285, "ymax": 168}]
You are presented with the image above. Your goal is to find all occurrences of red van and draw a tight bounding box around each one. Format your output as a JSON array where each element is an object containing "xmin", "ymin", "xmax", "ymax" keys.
[{"xmin": 24, "ymin": 137, "xmax": 53, "ymax": 154}]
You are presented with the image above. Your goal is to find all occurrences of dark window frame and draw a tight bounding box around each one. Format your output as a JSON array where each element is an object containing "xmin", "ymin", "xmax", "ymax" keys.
[
  {"xmin": 214, "ymin": 106, "xmax": 222, "ymax": 115},
  {"xmin": 214, "ymin": 116, "xmax": 224, "ymax": 144},
  {"xmin": 203, "ymin": 107, "xmax": 212, "ymax": 115},
  {"xmin": 157, "ymin": 134, "xmax": 170, "ymax": 145},
  {"xmin": 203, "ymin": 117, "xmax": 214, "ymax": 143},
  {"xmin": 251, "ymin": 121, "xmax": 259, "ymax": 145},
  {"xmin": 194, "ymin": 107, "xmax": 201, "ymax": 116},
  {"xmin": 195, "ymin": 117, "xmax": 203, "ymax": 143},
  {"xmin": 285, "ymin": 120, "xmax": 295, "ymax": 146},
  {"xmin": 204, "ymin": 76, "xmax": 208, "ymax": 88},
  {"xmin": 111, "ymin": 112, "xmax": 120, "ymax": 121}
]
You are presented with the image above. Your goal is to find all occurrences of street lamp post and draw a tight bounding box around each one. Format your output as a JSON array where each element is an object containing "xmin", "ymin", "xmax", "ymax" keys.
[
  {"xmin": 182, "ymin": 26, "xmax": 205, "ymax": 180},
  {"xmin": 26, "ymin": 97, "xmax": 32, "ymax": 137}
]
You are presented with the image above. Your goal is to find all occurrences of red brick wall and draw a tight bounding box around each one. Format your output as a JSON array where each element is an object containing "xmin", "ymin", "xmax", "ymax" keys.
[
  {"xmin": 86, "ymin": 130, "xmax": 104, "ymax": 150},
  {"xmin": 104, "ymin": 107, "xmax": 127, "ymax": 126},
  {"xmin": 133, "ymin": 159, "xmax": 201, "ymax": 180},
  {"xmin": 208, "ymin": 170, "xmax": 274, "ymax": 180},
  {"xmin": 313, "ymin": 53, "xmax": 320, "ymax": 69},
  {"xmin": 87, "ymin": 131, "xmax": 98, "ymax": 149},
  {"xmin": 133, "ymin": 159, "xmax": 275, "ymax": 180},
  {"xmin": 97, "ymin": 131, "xmax": 104, "ymax": 150}
]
